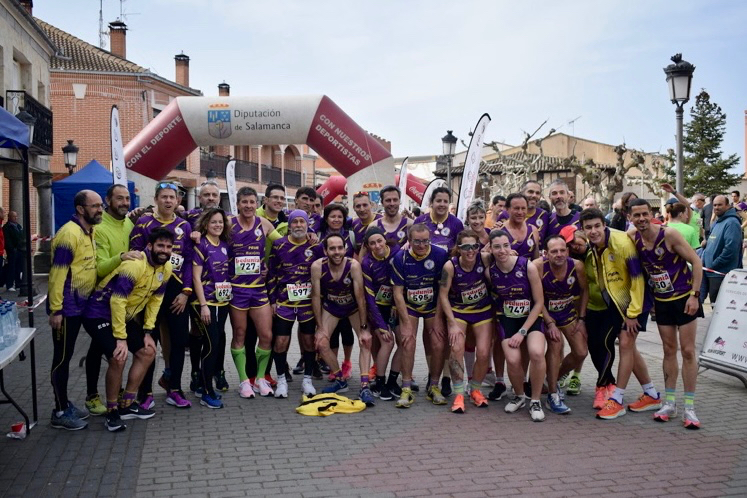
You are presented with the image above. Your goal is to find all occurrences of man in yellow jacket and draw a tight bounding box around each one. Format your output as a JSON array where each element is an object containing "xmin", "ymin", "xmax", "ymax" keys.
[
  {"xmin": 82, "ymin": 227, "xmax": 173, "ymax": 432},
  {"xmin": 580, "ymin": 208, "xmax": 660, "ymax": 420}
]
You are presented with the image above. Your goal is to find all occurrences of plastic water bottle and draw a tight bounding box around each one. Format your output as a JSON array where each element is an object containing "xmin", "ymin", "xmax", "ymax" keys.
[
  {"xmin": 0, "ymin": 305, "xmax": 7, "ymax": 351},
  {"xmin": 6, "ymin": 303, "xmax": 18, "ymax": 345}
]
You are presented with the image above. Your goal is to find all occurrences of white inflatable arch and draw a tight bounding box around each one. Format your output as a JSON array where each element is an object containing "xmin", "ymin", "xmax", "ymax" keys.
[{"xmin": 124, "ymin": 95, "xmax": 393, "ymax": 203}]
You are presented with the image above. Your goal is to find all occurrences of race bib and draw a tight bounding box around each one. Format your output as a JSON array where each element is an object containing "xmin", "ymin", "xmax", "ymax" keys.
[
  {"xmin": 169, "ymin": 253, "xmax": 183, "ymax": 272},
  {"xmin": 461, "ymin": 283, "xmax": 487, "ymax": 305},
  {"xmin": 503, "ymin": 299, "xmax": 530, "ymax": 318},
  {"xmin": 650, "ymin": 272, "xmax": 674, "ymax": 294},
  {"xmin": 375, "ymin": 284, "xmax": 393, "ymax": 305},
  {"xmin": 235, "ymin": 255, "xmax": 261, "ymax": 275},
  {"xmin": 548, "ymin": 296, "xmax": 574, "ymax": 313},
  {"xmin": 328, "ymin": 292, "xmax": 354, "ymax": 306},
  {"xmin": 287, "ymin": 282, "xmax": 312, "ymax": 302},
  {"xmin": 407, "ymin": 287, "xmax": 434, "ymax": 305},
  {"xmin": 215, "ymin": 281, "xmax": 232, "ymax": 302}
]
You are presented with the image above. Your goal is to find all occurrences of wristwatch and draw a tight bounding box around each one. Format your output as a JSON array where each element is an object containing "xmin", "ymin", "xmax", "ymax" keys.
[
  {"xmin": 518, "ymin": 328, "xmax": 528, "ymax": 337},
  {"xmin": 690, "ymin": 290, "xmax": 701, "ymax": 298},
  {"xmin": 144, "ymin": 329, "xmax": 154, "ymax": 336},
  {"xmin": 360, "ymin": 323, "xmax": 368, "ymax": 330}
]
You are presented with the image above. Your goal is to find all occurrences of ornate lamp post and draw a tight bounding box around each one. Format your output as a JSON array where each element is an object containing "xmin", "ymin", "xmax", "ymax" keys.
[
  {"xmin": 62, "ymin": 139, "xmax": 79, "ymax": 176},
  {"xmin": 441, "ymin": 130, "xmax": 457, "ymax": 194},
  {"xmin": 663, "ymin": 53, "xmax": 695, "ymax": 194}
]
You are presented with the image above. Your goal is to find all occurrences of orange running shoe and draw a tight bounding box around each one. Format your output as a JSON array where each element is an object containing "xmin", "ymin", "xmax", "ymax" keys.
[
  {"xmin": 264, "ymin": 373, "xmax": 278, "ymax": 389},
  {"xmin": 341, "ymin": 360, "xmax": 353, "ymax": 380},
  {"xmin": 628, "ymin": 393, "xmax": 662, "ymax": 412},
  {"xmin": 451, "ymin": 394, "xmax": 465, "ymax": 414},
  {"xmin": 596, "ymin": 399, "xmax": 626, "ymax": 420},
  {"xmin": 470, "ymin": 389, "xmax": 489, "ymax": 408},
  {"xmin": 368, "ymin": 364, "xmax": 377, "ymax": 379},
  {"xmin": 593, "ymin": 386, "xmax": 608, "ymax": 410}
]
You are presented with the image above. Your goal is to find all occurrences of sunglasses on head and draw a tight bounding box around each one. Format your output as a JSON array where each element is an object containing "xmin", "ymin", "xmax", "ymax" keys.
[
  {"xmin": 157, "ymin": 182, "xmax": 178, "ymax": 191},
  {"xmin": 458, "ymin": 243, "xmax": 481, "ymax": 251},
  {"xmin": 354, "ymin": 191, "xmax": 370, "ymax": 197}
]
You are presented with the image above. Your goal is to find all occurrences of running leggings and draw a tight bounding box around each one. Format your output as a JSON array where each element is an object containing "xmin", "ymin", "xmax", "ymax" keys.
[
  {"xmin": 330, "ymin": 317, "xmax": 354, "ymax": 350},
  {"xmin": 85, "ymin": 339, "xmax": 105, "ymax": 397},
  {"xmin": 50, "ymin": 315, "xmax": 83, "ymax": 412},
  {"xmin": 192, "ymin": 304, "xmax": 229, "ymax": 397},
  {"xmin": 585, "ymin": 309, "xmax": 617, "ymax": 387}
]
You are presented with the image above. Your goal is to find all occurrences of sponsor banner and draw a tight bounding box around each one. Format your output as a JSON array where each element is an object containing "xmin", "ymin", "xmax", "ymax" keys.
[
  {"xmin": 398, "ymin": 157, "xmax": 409, "ymax": 213},
  {"xmin": 421, "ymin": 178, "xmax": 447, "ymax": 211},
  {"xmin": 700, "ymin": 269, "xmax": 747, "ymax": 373},
  {"xmin": 110, "ymin": 105, "xmax": 127, "ymax": 185},
  {"xmin": 457, "ymin": 113, "xmax": 491, "ymax": 222},
  {"xmin": 125, "ymin": 95, "xmax": 393, "ymax": 186},
  {"xmin": 317, "ymin": 176, "xmax": 347, "ymax": 206},
  {"xmin": 395, "ymin": 173, "xmax": 426, "ymax": 205},
  {"xmin": 226, "ymin": 160, "xmax": 237, "ymax": 215}
]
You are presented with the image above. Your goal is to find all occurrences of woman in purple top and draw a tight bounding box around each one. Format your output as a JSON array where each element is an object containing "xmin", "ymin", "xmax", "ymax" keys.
[
  {"xmin": 314, "ymin": 203, "xmax": 356, "ymax": 380},
  {"xmin": 466, "ymin": 201, "xmax": 491, "ymax": 249},
  {"xmin": 191, "ymin": 208, "xmax": 232, "ymax": 409},
  {"xmin": 486, "ymin": 229, "xmax": 546, "ymax": 422},
  {"xmin": 414, "ymin": 186, "xmax": 464, "ymax": 252},
  {"xmin": 439, "ymin": 230, "xmax": 494, "ymax": 414},
  {"xmin": 361, "ymin": 228, "xmax": 399, "ymax": 399}
]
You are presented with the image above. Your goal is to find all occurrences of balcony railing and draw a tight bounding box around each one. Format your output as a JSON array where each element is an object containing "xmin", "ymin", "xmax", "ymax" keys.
[
  {"xmin": 5, "ymin": 90, "xmax": 53, "ymax": 155},
  {"xmin": 200, "ymin": 151, "xmax": 260, "ymax": 183}
]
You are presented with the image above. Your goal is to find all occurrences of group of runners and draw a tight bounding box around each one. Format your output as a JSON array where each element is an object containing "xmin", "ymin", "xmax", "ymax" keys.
[{"xmin": 47, "ymin": 177, "xmax": 705, "ymax": 432}]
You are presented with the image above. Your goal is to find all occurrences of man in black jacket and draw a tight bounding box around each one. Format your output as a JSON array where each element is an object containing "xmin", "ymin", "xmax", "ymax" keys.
[{"xmin": 3, "ymin": 210, "xmax": 25, "ymax": 292}]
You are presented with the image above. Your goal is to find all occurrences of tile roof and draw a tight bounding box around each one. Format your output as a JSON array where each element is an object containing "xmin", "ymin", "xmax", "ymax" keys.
[{"xmin": 35, "ymin": 18, "xmax": 148, "ymax": 73}]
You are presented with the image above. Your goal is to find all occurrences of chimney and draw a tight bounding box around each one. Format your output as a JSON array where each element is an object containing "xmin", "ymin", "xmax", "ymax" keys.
[
  {"xmin": 19, "ymin": 0, "xmax": 32, "ymax": 15},
  {"xmin": 175, "ymin": 53, "xmax": 190, "ymax": 87},
  {"xmin": 218, "ymin": 82, "xmax": 230, "ymax": 96},
  {"xmin": 108, "ymin": 20, "xmax": 128, "ymax": 59}
]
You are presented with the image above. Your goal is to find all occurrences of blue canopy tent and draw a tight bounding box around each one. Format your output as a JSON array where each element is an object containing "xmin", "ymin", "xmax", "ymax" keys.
[{"xmin": 52, "ymin": 159, "xmax": 137, "ymax": 232}]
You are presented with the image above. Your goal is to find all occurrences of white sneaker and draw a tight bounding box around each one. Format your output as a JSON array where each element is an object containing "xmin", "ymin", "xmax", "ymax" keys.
[
  {"xmin": 256, "ymin": 378, "xmax": 274, "ymax": 397},
  {"xmin": 504, "ymin": 395, "xmax": 526, "ymax": 413},
  {"xmin": 302, "ymin": 377, "xmax": 316, "ymax": 396},
  {"xmin": 274, "ymin": 377, "xmax": 288, "ymax": 398},
  {"xmin": 238, "ymin": 380, "xmax": 255, "ymax": 399},
  {"xmin": 529, "ymin": 400, "xmax": 546, "ymax": 422}
]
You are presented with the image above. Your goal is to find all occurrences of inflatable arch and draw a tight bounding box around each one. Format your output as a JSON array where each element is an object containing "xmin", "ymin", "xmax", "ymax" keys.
[
  {"xmin": 124, "ymin": 95, "xmax": 394, "ymax": 207},
  {"xmin": 316, "ymin": 173, "xmax": 426, "ymax": 206}
]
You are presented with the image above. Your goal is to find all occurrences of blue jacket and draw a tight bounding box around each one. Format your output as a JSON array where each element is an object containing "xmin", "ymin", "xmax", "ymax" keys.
[{"xmin": 703, "ymin": 207, "xmax": 742, "ymax": 275}]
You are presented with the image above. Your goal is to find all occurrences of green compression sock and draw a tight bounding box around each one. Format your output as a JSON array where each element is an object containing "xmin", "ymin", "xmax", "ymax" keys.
[
  {"xmin": 231, "ymin": 347, "xmax": 248, "ymax": 382},
  {"xmin": 256, "ymin": 348, "xmax": 271, "ymax": 380}
]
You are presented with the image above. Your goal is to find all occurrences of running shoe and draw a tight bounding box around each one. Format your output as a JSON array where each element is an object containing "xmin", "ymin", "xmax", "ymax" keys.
[
  {"xmin": 370, "ymin": 380, "xmax": 382, "ymax": 397},
  {"xmin": 292, "ymin": 358, "xmax": 305, "ymax": 375},
  {"xmin": 387, "ymin": 382, "xmax": 402, "ymax": 398},
  {"xmin": 359, "ymin": 387, "xmax": 375, "ymax": 407},
  {"xmin": 341, "ymin": 360, "xmax": 353, "ymax": 380},
  {"xmin": 410, "ymin": 380, "xmax": 420, "ymax": 392},
  {"xmin": 523, "ymin": 381, "xmax": 531, "ymax": 397},
  {"xmin": 628, "ymin": 393, "xmax": 662, "ymax": 412},
  {"xmin": 529, "ymin": 400, "xmax": 546, "ymax": 422},
  {"xmin": 451, "ymin": 394, "xmax": 465, "ymax": 414},
  {"xmin": 284, "ymin": 364, "xmax": 293, "ymax": 383},
  {"xmin": 200, "ymin": 393, "xmax": 224, "ymax": 409},
  {"xmin": 369, "ymin": 364, "xmax": 377, "ymax": 379},
  {"xmin": 119, "ymin": 402, "xmax": 156, "ymax": 420},
  {"xmin": 567, "ymin": 376, "xmax": 581, "ymax": 396},
  {"xmin": 140, "ymin": 394, "xmax": 155, "ymax": 410},
  {"xmin": 321, "ymin": 378, "xmax": 349, "ymax": 394},
  {"xmin": 214, "ymin": 370, "xmax": 229, "ymax": 392},
  {"xmin": 441, "ymin": 377, "xmax": 452, "ymax": 398},
  {"xmin": 558, "ymin": 373, "xmax": 569, "ymax": 390},
  {"xmin": 504, "ymin": 396, "xmax": 526, "ymax": 413},
  {"xmin": 105, "ymin": 410, "xmax": 126, "ymax": 432},
  {"xmin": 85, "ymin": 394, "xmax": 107, "ymax": 416},
  {"xmin": 312, "ymin": 361, "xmax": 323, "ymax": 380},
  {"xmin": 318, "ymin": 359, "xmax": 330, "ymax": 375},
  {"xmin": 238, "ymin": 380, "xmax": 255, "ymax": 399},
  {"xmin": 488, "ymin": 382, "xmax": 507, "ymax": 401},
  {"xmin": 302, "ymin": 377, "xmax": 316, "ymax": 396},
  {"xmin": 378, "ymin": 384, "xmax": 394, "ymax": 401},
  {"xmin": 482, "ymin": 370, "xmax": 497, "ymax": 388},
  {"xmin": 50, "ymin": 406, "xmax": 88, "ymax": 431},
  {"xmin": 194, "ymin": 386, "xmax": 204, "ymax": 399},
  {"xmin": 165, "ymin": 390, "xmax": 192, "ymax": 409},
  {"xmin": 256, "ymin": 378, "xmax": 275, "ymax": 397},
  {"xmin": 327, "ymin": 371, "xmax": 337, "ymax": 382},
  {"xmin": 426, "ymin": 385, "xmax": 447, "ymax": 405},
  {"xmin": 68, "ymin": 401, "xmax": 90, "ymax": 420},
  {"xmin": 395, "ymin": 387, "xmax": 415, "ymax": 408},
  {"xmin": 683, "ymin": 408, "xmax": 701, "ymax": 430},
  {"xmin": 275, "ymin": 377, "xmax": 289, "ymax": 398},
  {"xmin": 546, "ymin": 393, "xmax": 571, "ymax": 414},
  {"xmin": 264, "ymin": 373, "xmax": 278, "ymax": 389},
  {"xmin": 470, "ymin": 389, "xmax": 489, "ymax": 408},
  {"xmin": 596, "ymin": 399, "xmax": 626, "ymax": 420},
  {"xmin": 189, "ymin": 371, "xmax": 200, "ymax": 393},
  {"xmin": 653, "ymin": 401, "xmax": 677, "ymax": 422},
  {"xmin": 593, "ymin": 386, "xmax": 608, "ymax": 410}
]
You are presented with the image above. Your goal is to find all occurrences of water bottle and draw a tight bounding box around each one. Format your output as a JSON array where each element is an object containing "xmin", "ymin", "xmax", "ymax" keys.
[
  {"xmin": 7, "ymin": 303, "xmax": 18, "ymax": 345},
  {"xmin": 0, "ymin": 306, "xmax": 7, "ymax": 351}
]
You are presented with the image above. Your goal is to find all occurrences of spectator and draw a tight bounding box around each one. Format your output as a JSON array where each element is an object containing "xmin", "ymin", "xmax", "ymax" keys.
[
  {"xmin": 702, "ymin": 194, "xmax": 742, "ymax": 303},
  {"xmin": 731, "ymin": 191, "xmax": 742, "ymax": 205},
  {"xmin": 702, "ymin": 195, "xmax": 714, "ymax": 238},
  {"xmin": 3, "ymin": 210, "xmax": 25, "ymax": 292}
]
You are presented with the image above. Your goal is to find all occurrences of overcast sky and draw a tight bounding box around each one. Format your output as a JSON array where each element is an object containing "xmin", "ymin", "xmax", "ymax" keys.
[{"xmin": 36, "ymin": 0, "xmax": 747, "ymax": 171}]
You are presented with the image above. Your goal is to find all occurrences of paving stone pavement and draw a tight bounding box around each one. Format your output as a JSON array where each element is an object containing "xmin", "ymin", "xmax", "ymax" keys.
[{"xmin": 1, "ymin": 279, "xmax": 746, "ymax": 497}]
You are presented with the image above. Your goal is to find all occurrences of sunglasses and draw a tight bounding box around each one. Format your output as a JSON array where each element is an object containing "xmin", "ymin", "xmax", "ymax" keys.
[
  {"xmin": 458, "ymin": 243, "xmax": 480, "ymax": 251},
  {"xmin": 354, "ymin": 191, "xmax": 370, "ymax": 197},
  {"xmin": 157, "ymin": 182, "xmax": 178, "ymax": 191}
]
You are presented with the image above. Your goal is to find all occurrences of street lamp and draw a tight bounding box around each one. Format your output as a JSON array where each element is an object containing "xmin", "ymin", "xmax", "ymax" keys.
[
  {"xmin": 62, "ymin": 139, "xmax": 79, "ymax": 176},
  {"xmin": 15, "ymin": 107, "xmax": 35, "ymax": 144},
  {"xmin": 663, "ymin": 53, "xmax": 695, "ymax": 194},
  {"xmin": 441, "ymin": 130, "xmax": 457, "ymax": 194}
]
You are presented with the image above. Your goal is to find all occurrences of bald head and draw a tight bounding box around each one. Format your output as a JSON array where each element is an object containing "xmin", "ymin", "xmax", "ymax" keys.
[{"xmin": 74, "ymin": 189, "xmax": 103, "ymax": 226}]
